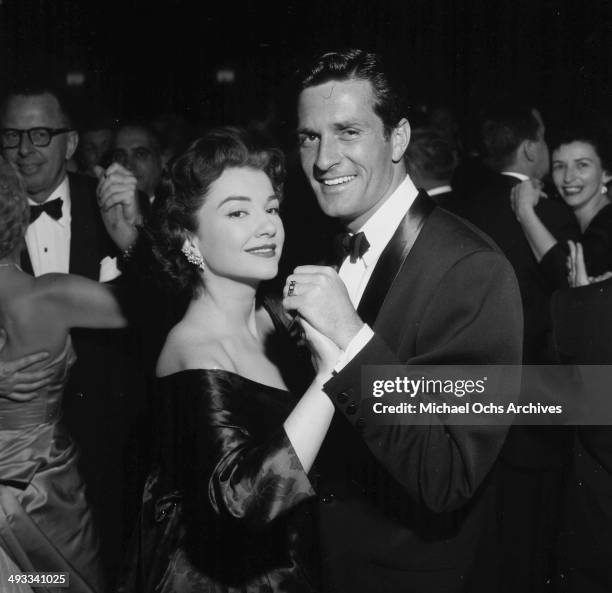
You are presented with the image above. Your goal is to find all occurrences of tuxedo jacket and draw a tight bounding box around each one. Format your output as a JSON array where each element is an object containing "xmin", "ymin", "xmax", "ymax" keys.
[
  {"xmin": 317, "ymin": 192, "xmax": 523, "ymax": 593},
  {"xmin": 21, "ymin": 173, "xmax": 139, "ymax": 493}
]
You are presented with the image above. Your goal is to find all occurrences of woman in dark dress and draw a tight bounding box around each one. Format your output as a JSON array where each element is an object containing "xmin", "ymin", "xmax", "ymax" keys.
[
  {"xmin": 511, "ymin": 124, "xmax": 612, "ymax": 286},
  {"xmin": 125, "ymin": 128, "xmax": 337, "ymax": 592}
]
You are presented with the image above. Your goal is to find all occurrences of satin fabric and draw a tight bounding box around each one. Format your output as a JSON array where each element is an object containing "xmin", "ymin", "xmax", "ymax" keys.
[
  {"xmin": 123, "ymin": 369, "xmax": 319, "ymax": 593},
  {"xmin": 0, "ymin": 339, "xmax": 104, "ymax": 593}
]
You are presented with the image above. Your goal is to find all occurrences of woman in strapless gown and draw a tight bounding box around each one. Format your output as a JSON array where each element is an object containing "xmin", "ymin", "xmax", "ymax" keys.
[
  {"xmin": 0, "ymin": 159, "xmax": 126, "ymax": 592},
  {"xmin": 119, "ymin": 128, "xmax": 338, "ymax": 592}
]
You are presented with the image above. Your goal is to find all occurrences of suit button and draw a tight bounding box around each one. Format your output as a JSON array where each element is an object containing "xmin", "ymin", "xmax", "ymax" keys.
[
  {"xmin": 356, "ymin": 418, "xmax": 365, "ymax": 431},
  {"xmin": 320, "ymin": 492, "xmax": 336, "ymax": 504},
  {"xmin": 337, "ymin": 392, "xmax": 349, "ymax": 404},
  {"xmin": 346, "ymin": 403, "xmax": 358, "ymax": 415}
]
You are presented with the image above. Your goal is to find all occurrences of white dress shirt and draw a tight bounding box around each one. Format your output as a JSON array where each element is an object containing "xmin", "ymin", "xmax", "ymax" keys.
[
  {"xmin": 427, "ymin": 184, "xmax": 453, "ymax": 197},
  {"xmin": 501, "ymin": 171, "xmax": 529, "ymax": 182},
  {"xmin": 25, "ymin": 175, "xmax": 121, "ymax": 281},
  {"xmin": 25, "ymin": 177, "xmax": 71, "ymax": 276},
  {"xmin": 335, "ymin": 174, "xmax": 420, "ymax": 367}
]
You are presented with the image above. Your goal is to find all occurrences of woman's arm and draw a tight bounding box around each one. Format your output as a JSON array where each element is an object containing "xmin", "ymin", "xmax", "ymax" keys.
[
  {"xmin": 510, "ymin": 179, "xmax": 558, "ymax": 261},
  {"xmin": 38, "ymin": 273, "xmax": 127, "ymax": 329},
  {"xmin": 283, "ymin": 319, "xmax": 336, "ymax": 472}
]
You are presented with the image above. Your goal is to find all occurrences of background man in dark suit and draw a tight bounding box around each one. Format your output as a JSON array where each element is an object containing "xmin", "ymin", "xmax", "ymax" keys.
[
  {"xmin": 457, "ymin": 104, "xmax": 578, "ymax": 592},
  {"xmin": 0, "ymin": 84, "xmax": 140, "ymax": 583},
  {"xmin": 283, "ymin": 49, "xmax": 523, "ymax": 593}
]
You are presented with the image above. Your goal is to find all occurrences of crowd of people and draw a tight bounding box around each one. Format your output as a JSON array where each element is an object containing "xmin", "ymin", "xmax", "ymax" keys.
[{"xmin": 0, "ymin": 48, "xmax": 611, "ymax": 593}]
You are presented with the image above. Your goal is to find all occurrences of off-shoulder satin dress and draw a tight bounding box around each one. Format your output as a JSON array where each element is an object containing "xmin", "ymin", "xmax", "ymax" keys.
[
  {"xmin": 125, "ymin": 368, "xmax": 319, "ymax": 593},
  {"xmin": 0, "ymin": 338, "xmax": 104, "ymax": 593}
]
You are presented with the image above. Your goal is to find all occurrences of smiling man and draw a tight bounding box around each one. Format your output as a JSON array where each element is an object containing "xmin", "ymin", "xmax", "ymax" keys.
[{"xmin": 283, "ymin": 49, "xmax": 524, "ymax": 593}]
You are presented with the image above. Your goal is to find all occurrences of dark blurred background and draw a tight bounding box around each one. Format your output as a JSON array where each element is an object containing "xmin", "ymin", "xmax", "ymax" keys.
[{"xmin": 1, "ymin": 0, "xmax": 611, "ymax": 145}]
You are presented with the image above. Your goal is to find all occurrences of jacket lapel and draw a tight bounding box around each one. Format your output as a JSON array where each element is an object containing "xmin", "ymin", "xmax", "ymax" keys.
[{"xmin": 357, "ymin": 190, "xmax": 436, "ymax": 326}]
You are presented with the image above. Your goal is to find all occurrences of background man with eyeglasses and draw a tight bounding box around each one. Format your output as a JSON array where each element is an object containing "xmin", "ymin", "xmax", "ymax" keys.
[{"xmin": 0, "ymin": 82, "xmax": 139, "ymax": 585}]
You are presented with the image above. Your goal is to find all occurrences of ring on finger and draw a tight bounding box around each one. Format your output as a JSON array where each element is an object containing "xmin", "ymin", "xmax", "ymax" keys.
[{"xmin": 287, "ymin": 280, "xmax": 296, "ymax": 297}]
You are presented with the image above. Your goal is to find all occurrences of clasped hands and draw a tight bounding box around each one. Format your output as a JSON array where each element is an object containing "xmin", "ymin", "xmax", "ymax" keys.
[
  {"xmin": 283, "ymin": 266, "xmax": 364, "ymax": 377},
  {"xmin": 94, "ymin": 163, "xmax": 143, "ymax": 251}
]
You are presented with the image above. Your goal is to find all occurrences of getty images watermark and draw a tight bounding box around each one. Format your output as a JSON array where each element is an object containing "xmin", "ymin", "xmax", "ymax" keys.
[{"xmin": 360, "ymin": 365, "xmax": 612, "ymax": 425}]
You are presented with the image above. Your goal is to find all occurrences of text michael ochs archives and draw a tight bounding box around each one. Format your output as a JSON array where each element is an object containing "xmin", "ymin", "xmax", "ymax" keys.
[
  {"xmin": 370, "ymin": 375, "xmax": 562, "ymax": 416},
  {"xmin": 358, "ymin": 365, "xmax": 612, "ymax": 426}
]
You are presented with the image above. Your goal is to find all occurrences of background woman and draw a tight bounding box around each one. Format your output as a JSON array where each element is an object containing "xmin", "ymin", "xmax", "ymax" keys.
[
  {"xmin": 125, "ymin": 128, "xmax": 337, "ymax": 592},
  {"xmin": 511, "ymin": 123, "xmax": 612, "ymax": 286},
  {"xmin": 0, "ymin": 158, "xmax": 126, "ymax": 593}
]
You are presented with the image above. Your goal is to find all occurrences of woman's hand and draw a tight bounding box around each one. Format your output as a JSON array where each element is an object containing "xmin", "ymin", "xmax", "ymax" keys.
[
  {"xmin": 299, "ymin": 318, "xmax": 341, "ymax": 381},
  {"xmin": 510, "ymin": 179, "xmax": 547, "ymax": 219},
  {"xmin": 567, "ymin": 240, "xmax": 612, "ymax": 286},
  {"xmin": 567, "ymin": 241, "xmax": 590, "ymax": 287}
]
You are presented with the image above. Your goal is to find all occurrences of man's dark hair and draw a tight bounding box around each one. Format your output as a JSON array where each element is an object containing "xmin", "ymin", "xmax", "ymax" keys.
[
  {"xmin": 0, "ymin": 79, "xmax": 74, "ymax": 128},
  {"xmin": 114, "ymin": 121, "xmax": 164, "ymax": 155},
  {"xmin": 479, "ymin": 104, "xmax": 541, "ymax": 171},
  {"xmin": 299, "ymin": 49, "xmax": 404, "ymax": 138},
  {"xmin": 405, "ymin": 128, "xmax": 458, "ymax": 183}
]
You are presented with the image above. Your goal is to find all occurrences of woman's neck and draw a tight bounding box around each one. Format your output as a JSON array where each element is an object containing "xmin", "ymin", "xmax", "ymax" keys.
[
  {"xmin": 575, "ymin": 192, "xmax": 610, "ymax": 232},
  {"xmin": 186, "ymin": 277, "xmax": 260, "ymax": 338}
]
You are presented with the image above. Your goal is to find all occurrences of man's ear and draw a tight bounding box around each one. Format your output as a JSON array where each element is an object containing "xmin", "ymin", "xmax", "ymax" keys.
[
  {"xmin": 522, "ymin": 138, "xmax": 537, "ymax": 163},
  {"xmin": 391, "ymin": 118, "xmax": 411, "ymax": 163},
  {"xmin": 65, "ymin": 130, "xmax": 79, "ymax": 161}
]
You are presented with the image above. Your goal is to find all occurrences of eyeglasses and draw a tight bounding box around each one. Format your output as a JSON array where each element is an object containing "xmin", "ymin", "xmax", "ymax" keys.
[{"xmin": 0, "ymin": 127, "xmax": 73, "ymax": 149}]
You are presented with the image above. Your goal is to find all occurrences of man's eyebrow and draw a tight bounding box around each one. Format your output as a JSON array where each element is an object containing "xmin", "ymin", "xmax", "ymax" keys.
[
  {"xmin": 333, "ymin": 120, "xmax": 363, "ymax": 129},
  {"xmin": 297, "ymin": 126, "xmax": 317, "ymax": 135}
]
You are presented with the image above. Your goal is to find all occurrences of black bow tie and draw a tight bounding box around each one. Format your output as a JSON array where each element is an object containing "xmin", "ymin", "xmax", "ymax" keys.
[
  {"xmin": 335, "ymin": 231, "xmax": 370, "ymax": 264},
  {"xmin": 29, "ymin": 198, "xmax": 63, "ymax": 223}
]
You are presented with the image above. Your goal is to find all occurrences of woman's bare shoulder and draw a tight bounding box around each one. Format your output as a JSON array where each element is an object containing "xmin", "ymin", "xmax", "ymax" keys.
[{"xmin": 156, "ymin": 322, "xmax": 237, "ymax": 378}]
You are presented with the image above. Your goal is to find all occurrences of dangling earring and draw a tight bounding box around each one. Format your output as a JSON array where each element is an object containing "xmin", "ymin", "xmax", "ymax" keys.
[
  {"xmin": 601, "ymin": 185, "xmax": 608, "ymax": 195},
  {"xmin": 181, "ymin": 243, "xmax": 205, "ymax": 271}
]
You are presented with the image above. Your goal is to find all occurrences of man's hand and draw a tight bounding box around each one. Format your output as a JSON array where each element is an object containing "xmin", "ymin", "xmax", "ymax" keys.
[
  {"xmin": 283, "ymin": 265, "xmax": 364, "ymax": 350},
  {"xmin": 510, "ymin": 178, "xmax": 547, "ymax": 220},
  {"xmin": 0, "ymin": 331, "xmax": 52, "ymax": 401},
  {"xmin": 95, "ymin": 163, "xmax": 143, "ymax": 250}
]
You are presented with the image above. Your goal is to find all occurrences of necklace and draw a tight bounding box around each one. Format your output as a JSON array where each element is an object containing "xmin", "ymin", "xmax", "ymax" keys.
[{"xmin": 0, "ymin": 263, "xmax": 23, "ymax": 271}]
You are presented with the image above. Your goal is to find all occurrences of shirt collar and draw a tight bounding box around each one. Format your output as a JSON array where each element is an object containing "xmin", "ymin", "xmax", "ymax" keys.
[
  {"xmin": 28, "ymin": 176, "xmax": 71, "ymax": 228},
  {"xmin": 355, "ymin": 174, "xmax": 419, "ymax": 267},
  {"xmin": 501, "ymin": 171, "xmax": 529, "ymax": 182},
  {"xmin": 427, "ymin": 184, "xmax": 452, "ymax": 196}
]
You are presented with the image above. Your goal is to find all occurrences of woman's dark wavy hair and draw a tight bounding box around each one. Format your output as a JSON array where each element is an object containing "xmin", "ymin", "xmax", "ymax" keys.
[
  {"xmin": 0, "ymin": 158, "xmax": 29, "ymax": 260},
  {"xmin": 146, "ymin": 127, "xmax": 285, "ymax": 300}
]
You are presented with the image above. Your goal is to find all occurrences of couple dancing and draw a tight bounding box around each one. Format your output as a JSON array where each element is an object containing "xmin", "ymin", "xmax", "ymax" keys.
[
  {"xmin": 1, "ymin": 49, "xmax": 522, "ymax": 593},
  {"xmin": 104, "ymin": 50, "xmax": 522, "ymax": 592}
]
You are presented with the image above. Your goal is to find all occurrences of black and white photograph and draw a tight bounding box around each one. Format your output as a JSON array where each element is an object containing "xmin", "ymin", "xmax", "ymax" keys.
[{"xmin": 1, "ymin": 1, "xmax": 612, "ymax": 591}]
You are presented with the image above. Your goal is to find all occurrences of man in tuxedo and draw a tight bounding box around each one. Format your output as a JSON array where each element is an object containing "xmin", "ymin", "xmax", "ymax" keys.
[
  {"xmin": 459, "ymin": 104, "xmax": 578, "ymax": 592},
  {"xmin": 0, "ymin": 84, "xmax": 137, "ymax": 582},
  {"xmin": 460, "ymin": 104, "xmax": 577, "ymax": 362},
  {"xmin": 283, "ymin": 49, "xmax": 523, "ymax": 593}
]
